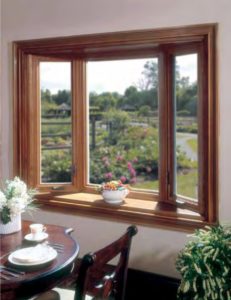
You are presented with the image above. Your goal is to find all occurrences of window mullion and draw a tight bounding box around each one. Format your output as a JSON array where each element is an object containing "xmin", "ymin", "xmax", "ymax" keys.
[
  {"xmin": 21, "ymin": 55, "xmax": 40, "ymax": 187},
  {"xmin": 197, "ymin": 42, "xmax": 210, "ymax": 218},
  {"xmin": 167, "ymin": 51, "xmax": 177, "ymax": 205},
  {"xmin": 72, "ymin": 59, "xmax": 87, "ymax": 191},
  {"xmin": 158, "ymin": 50, "xmax": 176, "ymax": 205},
  {"xmin": 31, "ymin": 56, "xmax": 41, "ymax": 187},
  {"xmin": 159, "ymin": 51, "xmax": 173, "ymax": 203}
]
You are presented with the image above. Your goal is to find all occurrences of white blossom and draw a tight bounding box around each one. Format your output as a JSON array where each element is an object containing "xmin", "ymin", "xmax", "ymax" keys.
[
  {"xmin": 6, "ymin": 177, "xmax": 27, "ymax": 197},
  {"xmin": 0, "ymin": 191, "xmax": 7, "ymax": 209},
  {"xmin": 0, "ymin": 177, "xmax": 36, "ymax": 222},
  {"xmin": 7, "ymin": 197, "xmax": 26, "ymax": 217}
]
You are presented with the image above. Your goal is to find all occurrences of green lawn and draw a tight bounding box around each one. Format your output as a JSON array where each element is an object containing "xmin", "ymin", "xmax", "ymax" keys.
[
  {"xmin": 187, "ymin": 138, "xmax": 197, "ymax": 152},
  {"xmin": 133, "ymin": 179, "xmax": 159, "ymax": 191},
  {"xmin": 133, "ymin": 170, "xmax": 197, "ymax": 199},
  {"xmin": 177, "ymin": 170, "xmax": 197, "ymax": 198}
]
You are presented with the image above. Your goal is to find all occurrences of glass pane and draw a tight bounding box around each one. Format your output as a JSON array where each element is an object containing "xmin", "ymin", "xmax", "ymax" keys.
[
  {"xmin": 40, "ymin": 62, "xmax": 72, "ymax": 183},
  {"xmin": 87, "ymin": 58, "xmax": 159, "ymax": 191},
  {"xmin": 174, "ymin": 54, "xmax": 198, "ymax": 199}
]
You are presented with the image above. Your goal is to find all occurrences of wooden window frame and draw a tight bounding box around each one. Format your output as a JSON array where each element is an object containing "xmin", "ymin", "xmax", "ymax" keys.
[{"xmin": 13, "ymin": 24, "xmax": 218, "ymax": 231}]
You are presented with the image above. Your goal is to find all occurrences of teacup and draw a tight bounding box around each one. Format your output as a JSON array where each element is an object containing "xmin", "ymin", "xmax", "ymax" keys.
[{"xmin": 29, "ymin": 223, "xmax": 46, "ymax": 238}]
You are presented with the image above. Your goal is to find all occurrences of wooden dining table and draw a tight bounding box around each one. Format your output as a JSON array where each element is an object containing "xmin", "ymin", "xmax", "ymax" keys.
[{"xmin": 0, "ymin": 220, "xmax": 79, "ymax": 300}]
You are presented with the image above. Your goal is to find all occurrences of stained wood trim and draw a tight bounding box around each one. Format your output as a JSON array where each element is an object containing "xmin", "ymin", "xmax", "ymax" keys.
[
  {"xmin": 158, "ymin": 51, "xmax": 169, "ymax": 203},
  {"xmin": 197, "ymin": 42, "xmax": 207, "ymax": 216},
  {"xmin": 207, "ymin": 27, "xmax": 218, "ymax": 223},
  {"xmin": 13, "ymin": 43, "xmax": 20, "ymax": 176},
  {"xmin": 35, "ymin": 195, "xmax": 214, "ymax": 232},
  {"xmin": 14, "ymin": 23, "xmax": 214, "ymax": 51},
  {"xmin": 166, "ymin": 48, "xmax": 175, "ymax": 204},
  {"xmin": 73, "ymin": 60, "xmax": 87, "ymax": 190}
]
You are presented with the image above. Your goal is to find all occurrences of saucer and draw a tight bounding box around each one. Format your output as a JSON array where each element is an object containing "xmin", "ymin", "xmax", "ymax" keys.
[{"xmin": 24, "ymin": 232, "xmax": 48, "ymax": 242}]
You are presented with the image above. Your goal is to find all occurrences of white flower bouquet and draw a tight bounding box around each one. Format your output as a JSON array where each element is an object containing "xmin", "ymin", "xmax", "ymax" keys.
[{"xmin": 0, "ymin": 177, "xmax": 36, "ymax": 224}]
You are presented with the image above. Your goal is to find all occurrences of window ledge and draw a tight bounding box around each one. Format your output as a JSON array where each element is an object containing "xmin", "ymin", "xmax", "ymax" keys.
[{"xmin": 36, "ymin": 193, "xmax": 212, "ymax": 232}]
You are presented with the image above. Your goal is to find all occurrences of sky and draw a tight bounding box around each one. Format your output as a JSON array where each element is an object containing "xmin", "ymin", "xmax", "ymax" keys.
[{"xmin": 40, "ymin": 54, "xmax": 197, "ymax": 95}]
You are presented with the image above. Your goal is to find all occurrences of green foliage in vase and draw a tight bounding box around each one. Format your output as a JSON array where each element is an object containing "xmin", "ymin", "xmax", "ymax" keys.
[
  {"xmin": 1, "ymin": 207, "xmax": 11, "ymax": 224},
  {"xmin": 176, "ymin": 225, "xmax": 231, "ymax": 300}
]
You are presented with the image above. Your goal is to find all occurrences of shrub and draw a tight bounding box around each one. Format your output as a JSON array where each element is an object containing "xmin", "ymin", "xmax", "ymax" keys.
[{"xmin": 176, "ymin": 225, "xmax": 231, "ymax": 300}]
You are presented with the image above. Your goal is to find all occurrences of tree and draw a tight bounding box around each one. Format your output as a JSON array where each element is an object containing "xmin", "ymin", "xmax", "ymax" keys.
[
  {"xmin": 123, "ymin": 86, "xmax": 140, "ymax": 110},
  {"xmin": 176, "ymin": 81, "xmax": 197, "ymax": 116},
  {"xmin": 89, "ymin": 91, "xmax": 120, "ymax": 112},
  {"xmin": 52, "ymin": 90, "xmax": 71, "ymax": 106},
  {"xmin": 103, "ymin": 109, "xmax": 131, "ymax": 145},
  {"xmin": 41, "ymin": 89, "xmax": 57, "ymax": 116},
  {"xmin": 138, "ymin": 105, "xmax": 150, "ymax": 117},
  {"xmin": 137, "ymin": 60, "xmax": 158, "ymax": 91},
  {"xmin": 41, "ymin": 89, "xmax": 52, "ymax": 102}
]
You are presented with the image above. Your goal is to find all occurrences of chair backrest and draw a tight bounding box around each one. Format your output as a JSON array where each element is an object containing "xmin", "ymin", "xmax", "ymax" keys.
[{"xmin": 74, "ymin": 225, "xmax": 137, "ymax": 300}]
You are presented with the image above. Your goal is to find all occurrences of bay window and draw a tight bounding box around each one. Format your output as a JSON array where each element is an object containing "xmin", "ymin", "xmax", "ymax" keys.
[{"xmin": 13, "ymin": 24, "xmax": 217, "ymax": 230}]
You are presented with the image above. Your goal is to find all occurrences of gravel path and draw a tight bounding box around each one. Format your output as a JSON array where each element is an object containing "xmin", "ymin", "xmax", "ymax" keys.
[{"xmin": 176, "ymin": 132, "xmax": 197, "ymax": 161}]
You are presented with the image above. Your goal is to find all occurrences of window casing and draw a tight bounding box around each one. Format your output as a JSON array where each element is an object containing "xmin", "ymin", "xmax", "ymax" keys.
[{"xmin": 13, "ymin": 24, "xmax": 217, "ymax": 230}]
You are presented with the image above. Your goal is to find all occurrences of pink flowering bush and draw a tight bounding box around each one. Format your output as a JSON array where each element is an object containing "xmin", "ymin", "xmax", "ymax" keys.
[{"xmin": 89, "ymin": 127, "xmax": 159, "ymax": 185}]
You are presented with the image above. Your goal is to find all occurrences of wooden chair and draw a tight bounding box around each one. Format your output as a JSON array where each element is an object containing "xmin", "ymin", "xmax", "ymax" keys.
[{"xmin": 36, "ymin": 225, "xmax": 137, "ymax": 300}]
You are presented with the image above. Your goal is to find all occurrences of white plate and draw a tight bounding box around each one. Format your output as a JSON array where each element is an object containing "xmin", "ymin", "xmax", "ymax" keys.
[
  {"xmin": 24, "ymin": 232, "xmax": 48, "ymax": 242},
  {"xmin": 8, "ymin": 246, "xmax": 57, "ymax": 266}
]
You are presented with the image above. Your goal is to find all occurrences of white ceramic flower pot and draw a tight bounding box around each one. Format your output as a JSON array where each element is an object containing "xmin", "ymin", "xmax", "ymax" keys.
[
  {"xmin": 0, "ymin": 214, "xmax": 22, "ymax": 234},
  {"xmin": 102, "ymin": 189, "xmax": 129, "ymax": 204}
]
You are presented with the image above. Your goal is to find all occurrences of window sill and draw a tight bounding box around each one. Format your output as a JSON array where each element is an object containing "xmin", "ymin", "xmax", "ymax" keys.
[{"xmin": 35, "ymin": 192, "xmax": 213, "ymax": 232}]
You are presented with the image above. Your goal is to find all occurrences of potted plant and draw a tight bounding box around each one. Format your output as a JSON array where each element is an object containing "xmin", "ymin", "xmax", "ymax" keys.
[
  {"xmin": 0, "ymin": 177, "xmax": 36, "ymax": 234},
  {"xmin": 176, "ymin": 225, "xmax": 231, "ymax": 300},
  {"xmin": 99, "ymin": 180, "xmax": 129, "ymax": 204}
]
